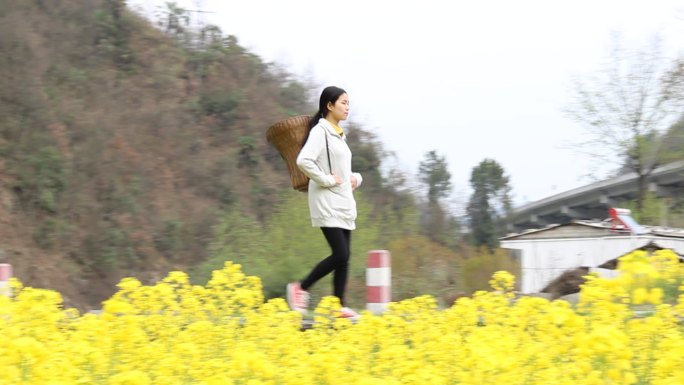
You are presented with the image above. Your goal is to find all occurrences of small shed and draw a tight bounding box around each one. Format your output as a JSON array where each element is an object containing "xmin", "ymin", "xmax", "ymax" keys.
[{"xmin": 499, "ymin": 220, "xmax": 684, "ymax": 293}]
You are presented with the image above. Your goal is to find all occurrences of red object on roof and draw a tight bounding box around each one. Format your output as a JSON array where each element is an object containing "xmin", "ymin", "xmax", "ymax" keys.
[{"xmin": 609, "ymin": 208, "xmax": 647, "ymax": 234}]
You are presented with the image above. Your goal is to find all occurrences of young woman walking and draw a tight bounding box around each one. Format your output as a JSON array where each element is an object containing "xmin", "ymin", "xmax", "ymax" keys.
[{"xmin": 286, "ymin": 86, "xmax": 363, "ymax": 318}]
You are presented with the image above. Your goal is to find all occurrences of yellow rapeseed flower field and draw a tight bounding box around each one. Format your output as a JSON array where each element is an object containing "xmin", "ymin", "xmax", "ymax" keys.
[{"xmin": 2, "ymin": 250, "xmax": 684, "ymax": 384}]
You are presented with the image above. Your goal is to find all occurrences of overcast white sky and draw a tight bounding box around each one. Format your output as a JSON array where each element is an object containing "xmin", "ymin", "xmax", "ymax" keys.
[{"xmin": 130, "ymin": 0, "xmax": 684, "ymax": 209}]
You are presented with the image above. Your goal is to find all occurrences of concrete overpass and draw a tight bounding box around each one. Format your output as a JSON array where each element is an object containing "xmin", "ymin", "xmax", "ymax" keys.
[{"xmin": 506, "ymin": 160, "xmax": 684, "ymax": 232}]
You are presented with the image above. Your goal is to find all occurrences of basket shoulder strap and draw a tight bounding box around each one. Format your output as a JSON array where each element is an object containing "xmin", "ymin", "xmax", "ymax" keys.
[{"xmin": 325, "ymin": 132, "xmax": 332, "ymax": 173}]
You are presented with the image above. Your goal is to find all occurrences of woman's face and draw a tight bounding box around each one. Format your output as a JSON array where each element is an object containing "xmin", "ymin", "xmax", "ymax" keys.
[{"xmin": 327, "ymin": 93, "xmax": 349, "ymax": 122}]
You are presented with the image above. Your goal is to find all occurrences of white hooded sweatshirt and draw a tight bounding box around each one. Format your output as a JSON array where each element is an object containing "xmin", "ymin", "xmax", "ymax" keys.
[{"xmin": 296, "ymin": 118, "xmax": 363, "ymax": 230}]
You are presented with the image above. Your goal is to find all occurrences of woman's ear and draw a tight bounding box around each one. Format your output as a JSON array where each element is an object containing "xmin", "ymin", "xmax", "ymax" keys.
[{"xmin": 327, "ymin": 101, "xmax": 334, "ymax": 112}]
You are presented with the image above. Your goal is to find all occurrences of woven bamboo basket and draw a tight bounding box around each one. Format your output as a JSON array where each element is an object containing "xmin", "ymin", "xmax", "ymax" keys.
[{"xmin": 266, "ymin": 115, "xmax": 312, "ymax": 192}]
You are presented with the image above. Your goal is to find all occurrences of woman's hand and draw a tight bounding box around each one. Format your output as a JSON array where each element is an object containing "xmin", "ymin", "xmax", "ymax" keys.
[
  {"xmin": 331, "ymin": 172, "xmax": 343, "ymax": 185},
  {"xmin": 350, "ymin": 174, "xmax": 358, "ymax": 190}
]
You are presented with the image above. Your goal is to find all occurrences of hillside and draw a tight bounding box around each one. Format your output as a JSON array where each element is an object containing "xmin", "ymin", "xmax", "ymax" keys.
[{"xmin": 0, "ymin": 0, "xmax": 320, "ymax": 309}]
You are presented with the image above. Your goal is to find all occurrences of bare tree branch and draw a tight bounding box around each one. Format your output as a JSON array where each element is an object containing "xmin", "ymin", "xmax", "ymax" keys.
[{"xmin": 565, "ymin": 37, "xmax": 684, "ymax": 209}]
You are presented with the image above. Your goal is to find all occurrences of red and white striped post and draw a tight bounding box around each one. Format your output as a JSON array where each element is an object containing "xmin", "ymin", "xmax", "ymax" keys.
[
  {"xmin": 0, "ymin": 263, "xmax": 12, "ymax": 296},
  {"xmin": 366, "ymin": 250, "xmax": 391, "ymax": 314}
]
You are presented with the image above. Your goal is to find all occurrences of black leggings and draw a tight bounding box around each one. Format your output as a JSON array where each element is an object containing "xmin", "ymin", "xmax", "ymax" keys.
[{"xmin": 300, "ymin": 227, "xmax": 351, "ymax": 305}]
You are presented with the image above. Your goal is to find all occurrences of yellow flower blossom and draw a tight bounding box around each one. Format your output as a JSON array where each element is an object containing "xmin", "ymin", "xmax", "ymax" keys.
[{"xmin": 2, "ymin": 250, "xmax": 684, "ymax": 384}]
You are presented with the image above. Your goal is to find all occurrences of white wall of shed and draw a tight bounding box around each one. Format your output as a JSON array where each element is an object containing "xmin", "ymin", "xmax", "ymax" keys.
[{"xmin": 501, "ymin": 236, "xmax": 684, "ymax": 293}]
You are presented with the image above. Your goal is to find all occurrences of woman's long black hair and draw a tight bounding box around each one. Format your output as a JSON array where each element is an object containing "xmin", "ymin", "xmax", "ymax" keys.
[{"xmin": 303, "ymin": 86, "xmax": 347, "ymax": 145}]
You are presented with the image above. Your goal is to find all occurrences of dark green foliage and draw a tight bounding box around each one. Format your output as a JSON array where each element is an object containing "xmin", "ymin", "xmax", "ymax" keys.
[
  {"xmin": 277, "ymin": 81, "xmax": 310, "ymax": 115},
  {"xmin": 199, "ymin": 90, "xmax": 243, "ymax": 124},
  {"xmin": 249, "ymin": 182, "xmax": 275, "ymax": 222},
  {"xmin": 160, "ymin": 2, "xmax": 189, "ymax": 38},
  {"xmin": 417, "ymin": 150, "xmax": 459, "ymax": 247},
  {"xmin": 155, "ymin": 219, "xmax": 187, "ymax": 260},
  {"xmin": 217, "ymin": 182, "xmax": 235, "ymax": 207},
  {"xmin": 467, "ymin": 159, "xmax": 512, "ymax": 250},
  {"xmin": 418, "ymin": 150, "xmax": 451, "ymax": 204},
  {"xmin": 237, "ymin": 136, "xmax": 258, "ymax": 168},
  {"xmin": 94, "ymin": 0, "xmax": 135, "ymax": 71},
  {"xmin": 13, "ymin": 147, "xmax": 65, "ymax": 213},
  {"xmin": 33, "ymin": 218, "xmax": 73, "ymax": 249},
  {"xmin": 85, "ymin": 226, "xmax": 136, "ymax": 270}
]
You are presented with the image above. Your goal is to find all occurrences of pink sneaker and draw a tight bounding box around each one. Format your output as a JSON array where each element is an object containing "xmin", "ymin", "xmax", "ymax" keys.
[
  {"xmin": 286, "ymin": 282, "xmax": 309, "ymax": 314},
  {"xmin": 338, "ymin": 307, "xmax": 360, "ymax": 320}
]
